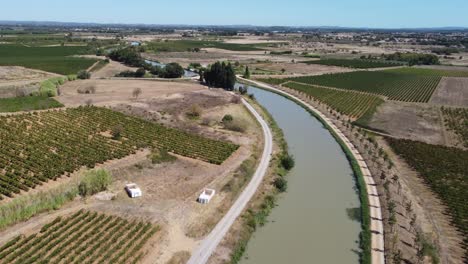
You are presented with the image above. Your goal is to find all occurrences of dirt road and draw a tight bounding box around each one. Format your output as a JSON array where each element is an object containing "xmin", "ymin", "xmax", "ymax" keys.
[
  {"xmin": 240, "ymin": 77, "xmax": 385, "ymax": 264},
  {"xmin": 187, "ymin": 98, "xmax": 273, "ymax": 264}
]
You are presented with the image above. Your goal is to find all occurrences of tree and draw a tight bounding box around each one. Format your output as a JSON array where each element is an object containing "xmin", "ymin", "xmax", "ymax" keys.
[
  {"xmin": 132, "ymin": 88, "xmax": 142, "ymax": 99},
  {"xmin": 203, "ymin": 61, "xmax": 236, "ymax": 90},
  {"xmin": 198, "ymin": 69, "xmax": 204, "ymax": 82},
  {"xmin": 160, "ymin": 63, "xmax": 184, "ymax": 78},
  {"xmin": 243, "ymin": 66, "xmax": 251, "ymax": 79}
]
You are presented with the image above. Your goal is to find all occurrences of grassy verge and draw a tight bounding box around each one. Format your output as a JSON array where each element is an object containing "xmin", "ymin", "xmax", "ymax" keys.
[
  {"xmin": 240, "ymin": 80, "xmax": 372, "ymax": 264},
  {"xmin": 88, "ymin": 59, "xmax": 109, "ymax": 73},
  {"xmin": 0, "ymin": 96, "xmax": 63, "ymax": 113},
  {"xmin": 0, "ymin": 169, "xmax": 111, "ymax": 231}
]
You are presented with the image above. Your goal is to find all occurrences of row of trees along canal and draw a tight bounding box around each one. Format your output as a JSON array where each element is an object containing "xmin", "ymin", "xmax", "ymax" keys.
[{"xmin": 267, "ymin": 85, "xmax": 440, "ymax": 264}]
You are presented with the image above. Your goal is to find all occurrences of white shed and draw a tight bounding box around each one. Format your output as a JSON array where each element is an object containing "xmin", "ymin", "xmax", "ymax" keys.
[
  {"xmin": 198, "ymin": 189, "xmax": 215, "ymax": 204},
  {"xmin": 125, "ymin": 183, "xmax": 142, "ymax": 198}
]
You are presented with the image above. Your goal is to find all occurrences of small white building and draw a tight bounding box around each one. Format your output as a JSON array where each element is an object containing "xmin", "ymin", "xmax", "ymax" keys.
[
  {"xmin": 198, "ymin": 189, "xmax": 215, "ymax": 204},
  {"xmin": 125, "ymin": 183, "xmax": 142, "ymax": 198}
]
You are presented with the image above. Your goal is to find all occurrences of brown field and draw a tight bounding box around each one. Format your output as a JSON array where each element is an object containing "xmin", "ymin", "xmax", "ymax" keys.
[
  {"xmin": 0, "ymin": 66, "xmax": 58, "ymax": 98},
  {"xmin": 91, "ymin": 60, "xmax": 139, "ymax": 79},
  {"xmin": 430, "ymin": 77, "xmax": 468, "ymax": 107},
  {"xmin": 368, "ymin": 101, "xmax": 448, "ymax": 145}
]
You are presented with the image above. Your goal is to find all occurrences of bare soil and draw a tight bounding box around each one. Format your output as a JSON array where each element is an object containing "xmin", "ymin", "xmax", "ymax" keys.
[
  {"xmin": 430, "ymin": 77, "xmax": 468, "ymax": 107},
  {"xmin": 368, "ymin": 101, "xmax": 448, "ymax": 145},
  {"xmin": 91, "ymin": 60, "xmax": 139, "ymax": 79},
  {"xmin": 56, "ymin": 79, "xmax": 205, "ymax": 107},
  {"xmin": 250, "ymin": 61, "xmax": 354, "ymax": 76}
]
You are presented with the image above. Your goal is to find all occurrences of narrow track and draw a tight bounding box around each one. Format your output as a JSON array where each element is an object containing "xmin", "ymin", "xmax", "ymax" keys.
[{"xmin": 187, "ymin": 97, "xmax": 273, "ymax": 264}]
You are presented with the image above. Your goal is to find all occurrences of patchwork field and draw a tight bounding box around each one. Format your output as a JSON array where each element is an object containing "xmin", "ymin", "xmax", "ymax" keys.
[
  {"xmin": 0, "ymin": 45, "xmax": 97, "ymax": 75},
  {"xmin": 0, "ymin": 106, "xmax": 238, "ymax": 199},
  {"xmin": 0, "ymin": 210, "xmax": 158, "ymax": 264}
]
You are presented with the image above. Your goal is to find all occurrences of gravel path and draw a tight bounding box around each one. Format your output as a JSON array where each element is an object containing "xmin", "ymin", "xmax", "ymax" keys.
[{"xmin": 187, "ymin": 97, "xmax": 273, "ymax": 264}]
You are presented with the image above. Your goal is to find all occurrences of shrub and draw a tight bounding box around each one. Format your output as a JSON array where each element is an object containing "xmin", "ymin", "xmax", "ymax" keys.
[
  {"xmin": 186, "ymin": 104, "xmax": 202, "ymax": 119},
  {"xmin": 224, "ymin": 119, "xmax": 246, "ymax": 133},
  {"xmin": 78, "ymin": 169, "xmax": 112, "ymax": 196},
  {"xmin": 273, "ymin": 177, "xmax": 287, "ymax": 192},
  {"xmin": 149, "ymin": 149, "xmax": 176, "ymax": 164},
  {"xmin": 222, "ymin": 114, "xmax": 234, "ymax": 123},
  {"xmin": 238, "ymin": 86, "xmax": 248, "ymax": 95},
  {"xmin": 77, "ymin": 70, "xmax": 91, "ymax": 80},
  {"xmin": 280, "ymin": 154, "xmax": 295, "ymax": 170},
  {"xmin": 135, "ymin": 68, "xmax": 146, "ymax": 78}
]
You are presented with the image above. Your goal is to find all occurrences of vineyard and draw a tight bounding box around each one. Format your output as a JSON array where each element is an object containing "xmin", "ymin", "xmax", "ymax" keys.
[
  {"xmin": 385, "ymin": 67, "xmax": 468, "ymax": 77},
  {"xmin": 0, "ymin": 210, "xmax": 158, "ymax": 264},
  {"xmin": 283, "ymin": 82, "xmax": 384, "ymax": 119},
  {"xmin": 0, "ymin": 45, "xmax": 97, "ymax": 75},
  {"xmin": 0, "ymin": 96, "xmax": 63, "ymax": 113},
  {"xmin": 0, "ymin": 106, "xmax": 238, "ymax": 199},
  {"xmin": 256, "ymin": 67, "xmax": 468, "ymax": 103},
  {"xmin": 286, "ymin": 71, "xmax": 441, "ymax": 102},
  {"xmin": 387, "ymin": 138, "xmax": 468, "ymax": 260},
  {"xmin": 302, "ymin": 59, "xmax": 404, "ymax": 69},
  {"xmin": 442, "ymin": 107, "xmax": 468, "ymax": 148}
]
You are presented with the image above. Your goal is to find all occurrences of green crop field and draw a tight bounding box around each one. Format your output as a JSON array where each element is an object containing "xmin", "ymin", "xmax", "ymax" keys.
[
  {"xmin": 0, "ymin": 96, "xmax": 63, "ymax": 113},
  {"xmin": 302, "ymin": 59, "xmax": 405, "ymax": 69},
  {"xmin": 0, "ymin": 210, "xmax": 158, "ymax": 264},
  {"xmin": 284, "ymin": 82, "xmax": 384, "ymax": 119},
  {"xmin": 0, "ymin": 106, "xmax": 238, "ymax": 199},
  {"xmin": 0, "ymin": 45, "xmax": 97, "ymax": 75},
  {"xmin": 146, "ymin": 40, "xmax": 286, "ymax": 52},
  {"xmin": 442, "ymin": 107, "xmax": 468, "ymax": 148},
  {"xmin": 387, "ymin": 138, "xmax": 468, "ymax": 260}
]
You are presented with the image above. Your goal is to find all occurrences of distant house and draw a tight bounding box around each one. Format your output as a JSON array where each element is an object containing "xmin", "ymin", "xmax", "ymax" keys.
[
  {"xmin": 125, "ymin": 183, "xmax": 142, "ymax": 198},
  {"xmin": 198, "ymin": 189, "xmax": 215, "ymax": 204},
  {"xmin": 130, "ymin": 41, "xmax": 141, "ymax": 46}
]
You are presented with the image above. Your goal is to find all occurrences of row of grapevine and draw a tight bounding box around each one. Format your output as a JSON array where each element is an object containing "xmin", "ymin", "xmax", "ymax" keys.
[
  {"xmin": 302, "ymin": 59, "xmax": 405, "ymax": 69},
  {"xmin": 0, "ymin": 106, "xmax": 239, "ymax": 199},
  {"xmin": 386, "ymin": 138, "xmax": 468, "ymax": 259},
  {"xmin": 441, "ymin": 107, "xmax": 468, "ymax": 148},
  {"xmin": 258, "ymin": 67, "xmax": 468, "ymax": 103},
  {"xmin": 284, "ymin": 71, "xmax": 442, "ymax": 103},
  {"xmin": 0, "ymin": 210, "xmax": 158, "ymax": 264},
  {"xmin": 284, "ymin": 82, "xmax": 384, "ymax": 118}
]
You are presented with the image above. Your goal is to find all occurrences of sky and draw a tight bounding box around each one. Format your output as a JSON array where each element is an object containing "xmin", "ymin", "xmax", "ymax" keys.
[{"xmin": 2, "ymin": 0, "xmax": 468, "ymax": 28}]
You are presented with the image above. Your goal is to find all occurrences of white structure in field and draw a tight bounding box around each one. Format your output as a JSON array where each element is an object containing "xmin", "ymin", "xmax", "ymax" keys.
[
  {"xmin": 198, "ymin": 189, "xmax": 215, "ymax": 204},
  {"xmin": 125, "ymin": 183, "xmax": 142, "ymax": 198}
]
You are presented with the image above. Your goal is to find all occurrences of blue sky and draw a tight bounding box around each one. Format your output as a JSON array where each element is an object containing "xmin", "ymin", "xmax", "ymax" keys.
[{"xmin": 2, "ymin": 0, "xmax": 468, "ymax": 28}]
